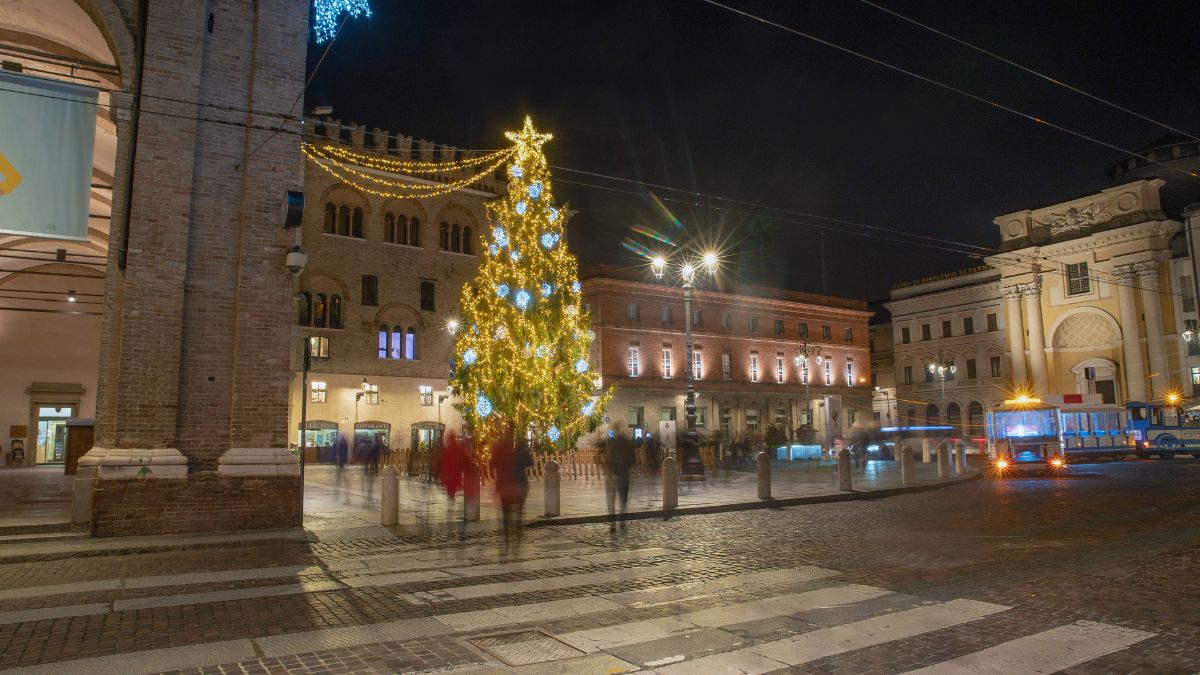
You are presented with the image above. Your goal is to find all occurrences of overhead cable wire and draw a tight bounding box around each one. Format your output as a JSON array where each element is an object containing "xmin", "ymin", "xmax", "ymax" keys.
[
  {"xmin": 856, "ymin": 0, "xmax": 1200, "ymax": 143},
  {"xmin": 697, "ymin": 0, "xmax": 1200, "ymax": 181}
]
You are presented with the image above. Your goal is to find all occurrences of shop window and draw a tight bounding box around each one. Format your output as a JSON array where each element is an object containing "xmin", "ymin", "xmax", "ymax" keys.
[
  {"xmin": 362, "ymin": 275, "xmax": 378, "ymax": 306},
  {"xmin": 626, "ymin": 406, "xmax": 644, "ymax": 427},
  {"xmin": 420, "ymin": 280, "xmax": 435, "ymax": 311},
  {"xmin": 659, "ymin": 406, "xmax": 676, "ymax": 421},
  {"xmin": 419, "ymin": 385, "xmax": 433, "ymax": 406},
  {"xmin": 309, "ymin": 336, "xmax": 329, "ymax": 360},
  {"xmin": 323, "ymin": 203, "xmax": 336, "ymax": 234},
  {"xmin": 298, "ymin": 292, "xmax": 311, "ymax": 326},
  {"xmin": 329, "ymin": 295, "xmax": 342, "ymax": 328},
  {"xmin": 310, "ymin": 381, "xmax": 327, "ymax": 403}
]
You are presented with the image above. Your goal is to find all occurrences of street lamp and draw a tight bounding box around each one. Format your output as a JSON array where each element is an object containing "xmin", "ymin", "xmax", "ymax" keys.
[
  {"xmin": 793, "ymin": 342, "xmax": 823, "ymax": 434},
  {"xmin": 927, "ymin": 349, "xmax": 956, "ymax": 400},
  {"xmin": 650, "ymin": 250, "xmax": 718, "ymax": 479},
  {"xmin": 354, "ymin": 377, "xmax": 372, "ymax": 445}
]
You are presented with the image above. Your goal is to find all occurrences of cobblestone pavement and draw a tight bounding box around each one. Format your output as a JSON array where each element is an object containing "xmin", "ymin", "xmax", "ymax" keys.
[{"xmin": 0, "ymin": 458, "xmax": 1197, "ymax": 673}]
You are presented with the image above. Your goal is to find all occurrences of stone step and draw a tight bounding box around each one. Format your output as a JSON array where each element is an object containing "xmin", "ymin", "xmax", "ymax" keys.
[
  {"xmin": 0, "ymin": 517, "xmax": 74, "ymax": 536},
  {"xmin": 0, "ymin": 530, "xmax": 87, "ymax": 545}
]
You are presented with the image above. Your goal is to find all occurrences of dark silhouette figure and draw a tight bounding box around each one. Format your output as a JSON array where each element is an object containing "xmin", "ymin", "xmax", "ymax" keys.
[
  {"xmin": 607, "ymin": 433, "xmax": 635, "ymax": 533},
  {"xmin": 490, "ymin": 429, "xmax": 531, "ymax": 555}
]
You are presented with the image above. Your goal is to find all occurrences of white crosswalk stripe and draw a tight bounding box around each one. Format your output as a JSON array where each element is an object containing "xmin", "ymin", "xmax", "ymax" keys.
[{"xmin": 907, "ymin": 620, "xmax": 1156, "ymax": 674}]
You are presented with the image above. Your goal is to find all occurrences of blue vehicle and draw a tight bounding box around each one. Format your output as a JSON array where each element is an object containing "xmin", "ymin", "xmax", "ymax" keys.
[
  {"xmin": 986, "ymin": 401, "xmax": 1065, "ymax": 469},
  {"xmin": 1058, "ymin": 404, "xmax": 1136, "ymax": 459},
  {"xmin": 1125, "ymin": 401, "xmax": 1200, "ymax": 459}
]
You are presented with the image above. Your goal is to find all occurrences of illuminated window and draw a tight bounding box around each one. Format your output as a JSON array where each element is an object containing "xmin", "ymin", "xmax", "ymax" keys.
[
  {"xmin": 391, "ymin": 327, "xmax": 402, "ymax": 359},
  {"xmin": 722, "ymin": 352, "xmax": 731, "ymax": 379},
  {"xmin": 775, "ymin": 355, "xmax": 785, "ymax": 383},
  {"xmin": 628, "ymin": 346, "xmax": 640, "ymax": 377},
  {"xmin": 405, "ymin": 328, "xmax": 416, "ymax": 360},
  {"xmin": 846, "ymin": 359, "xmax": 854, "ymax": 385},
  {"xmin": 691, "ymin": 349, "xmax": 702, "ymax": 379},
  {"xmin": 310, "ymin": 381, "xmax": 326, "ymax": 403},
  {"xmin": 419, "ymin": 385, "xmax": 433, "ymax": 406},
  {"xmin": 1192, "ymin": 367, "xmax": 1200, "ymax": 386},
  {"xmin": 309, "ymin": 336, "xmax": 329, "ymax": 360},
  {"xmin": 1066, "ymin": 262, "xmax": 1091, "ymax": 296},
  {"xmin": 750, "ymin": 353, "xmax": 760, "ymax": 382},
  {"xmin": 824, "ymin": 360, "xmax": 832, "ymax": 385},
  {"xmin": 844, "ymin": 327, "xmax": 853, "ymax": 343},
  {"xmin": 363, "ymin": 384, "xmax": 379, "ymax": 405},
  {"xmin": 661, "ymin": 348, "xmax": 672, "ymax": 379},
  {"xmin": 377, "ymin": 327, "xmax": 389, "ymax": 359}
]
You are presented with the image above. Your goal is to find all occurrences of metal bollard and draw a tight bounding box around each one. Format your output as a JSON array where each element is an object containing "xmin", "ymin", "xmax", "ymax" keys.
[
  {"xmin": 71, "ymin": 465, "xmax": 97, "ymax": 526},
  {"xmin": 662, "ymin": 456, "xmax": 678, "ymax": 511},
  {"xmin": 954, "ymin": 443, "xmax": 966, "ymax": 475},
  {"xmin": 900, "ymin": 446, "xmax": 914, "ymax": 485},
  {"xmin": 937, "ymin": 442, "xmax": 951, "ymax": 479},
  {"xmin": 837, "ymin": 448, "xmax": 852, "ymax": 491},
  {"xmin": 544, "ymin": 460, "xmax": 560, "ymax": 517},
  {"xmin": 757, "ymin": 451, "xmax": 771, "ymax": 500},
  {"xmin": 464, "ymin": 462, "xmax": 480, "ymax": 522},
  {"xmin": 380, "ymin": 465, "xmax": 399, "ymax": 526}
]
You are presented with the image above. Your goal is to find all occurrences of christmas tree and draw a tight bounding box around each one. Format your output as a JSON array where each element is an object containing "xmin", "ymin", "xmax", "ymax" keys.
[{"xmin": 451, "ymin": 117, "xmax": 612, "ymax": 453}]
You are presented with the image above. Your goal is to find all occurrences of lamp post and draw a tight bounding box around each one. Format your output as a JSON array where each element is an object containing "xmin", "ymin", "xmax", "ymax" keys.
[
  {"xmin": 652, "ymin": 250, "xmax": 718, "ymax": 480},
  {"xmin": 793, "ymin": 342, "xmax": 823, "ymax": 437},
  {"xmin": 927, "ymin": 349, "xmax": 956, "ymax": 401},
  {"xmin": 354, "ymin": 377, "xmax": 371, "ymax": 447}
]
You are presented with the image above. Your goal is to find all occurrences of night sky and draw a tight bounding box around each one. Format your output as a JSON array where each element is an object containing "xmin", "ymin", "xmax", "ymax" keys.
[{"xmin": 305, "ymin": 1, "xmax": 1200, "ymax": 301}]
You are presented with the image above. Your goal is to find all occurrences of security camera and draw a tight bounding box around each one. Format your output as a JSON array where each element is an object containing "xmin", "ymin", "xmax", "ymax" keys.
[{"xmin": 286, "ymin": 245, "xmax": 307, "ymax": 275}]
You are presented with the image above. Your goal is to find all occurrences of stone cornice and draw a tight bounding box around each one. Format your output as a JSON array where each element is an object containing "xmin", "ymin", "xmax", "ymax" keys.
[{"xmin": 583, "ymin": 277, "xmax": 871, "ymax": 320}]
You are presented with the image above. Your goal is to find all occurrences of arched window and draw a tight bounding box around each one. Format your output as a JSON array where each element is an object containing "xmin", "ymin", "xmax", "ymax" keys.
[
  {"xmin": 439, "ymin": 222, "xmax": 449, "ymax": 251},
  {"xmin": 462, "ymin": 226, "xmax": 473, "ymax": 254},
  {"xmin": 451, "ymin": 224, "xmax": 461, "ymax": 252},
  {"xmin": 410, "ymin": 218, "xmax": 421, "ymax": 246},
  {"xmin": 398, "ymin": 215, "xmax": 408, "ymax": 245},
  {"xmin": 298, "ymin": 292, "xmax": 311, "ymax": 326},
  {"xmin": 378, "ymin": 326, "xmax": 389, "ymax": 358},
  {"xmin": 968, "ymin": 401, "xmax": 984, "ymax": 433},
  {"xmin": 925, "ymin": 404, "xmax": 940, "ymax": 426},
  {"xmin": 337, "ymin": 205, "xmax": 350, "ymax": 236},
  {"xmin": 946, "ymin": 402, "xmax": 961, "ymax": 434},
  {"xmin": 329, "ymin": 295, "xmax": 342, "ymax": 329},
  {"xmin": 313, "ymin": 293, "xmax": 327, "ymax": 328},
  {"xmin": 384, "ymin": 213, "xmax": 395, "ymax": 243},
  {"xmin": 351, "ymin": 207, "xmax": 364, "ymax": 238},
  {"xmin": 323, "ymin": 203, "xmax": 336, "ymax": 234},
  {"xmin": 406, "ymin": 327, "xmax": 417, "ymax": 360},
  {"xmin": 390, "ymin": 327, "xmax": 402, "ymax": 359}
]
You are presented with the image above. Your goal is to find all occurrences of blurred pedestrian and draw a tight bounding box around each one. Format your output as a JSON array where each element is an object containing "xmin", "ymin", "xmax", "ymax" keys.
[
  {"xmin": 440, "ymin": 431, "xmax": 469, "ymax": 515},
  {"xmin": 334, "ymin": 433, "xmax": 350, "ymax": 504},
  {"xmin": 607, "ymin": 432, "xmax": 635, "ymax": 533},
  {"xmin": 490, "ymin": 428, "xmax": 530, "ymax": 555}
]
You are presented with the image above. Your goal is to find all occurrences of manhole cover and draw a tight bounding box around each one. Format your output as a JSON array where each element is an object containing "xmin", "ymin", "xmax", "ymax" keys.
[{"xmin": 470, "ymin": 630, "xmax": 586, "ymax": 666}]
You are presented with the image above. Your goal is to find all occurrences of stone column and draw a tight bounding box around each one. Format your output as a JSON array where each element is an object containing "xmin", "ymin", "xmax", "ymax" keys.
[
  {"xmin": 1137, "ymin": 261, "xmax": 1168, "ymax": 399},
  {"xmin": 1023, "ymin": 281, "xmax": 1049, "ymax": 394},
  {"xmin": 1115, "ymin": 265, "xmax": 1148, "ymax": 401},
  {"xmin": 1003, "ymin": 285, "xmax": 1029, "ymax": 386}
]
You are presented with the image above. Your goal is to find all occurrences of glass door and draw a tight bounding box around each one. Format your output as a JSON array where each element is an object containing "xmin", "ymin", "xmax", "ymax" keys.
[{"xmin": 36, "ymin": 406, "xmax": 73, "ymax": 464}]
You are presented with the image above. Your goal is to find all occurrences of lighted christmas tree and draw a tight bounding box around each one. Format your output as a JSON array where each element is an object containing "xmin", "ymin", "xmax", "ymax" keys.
[{"xmin": 451, "ymin": 117, "xmax": 612, "ymax": 452}]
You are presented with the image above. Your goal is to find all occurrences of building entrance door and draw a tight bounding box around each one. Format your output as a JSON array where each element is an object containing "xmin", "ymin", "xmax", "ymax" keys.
[
  {"xmin": 35, "ymin": 406, "xmax": 72, "ymax": 464},
  {"xmin": 1094, "ymin": 380, "xmax": 1116, "ymax": 404}
]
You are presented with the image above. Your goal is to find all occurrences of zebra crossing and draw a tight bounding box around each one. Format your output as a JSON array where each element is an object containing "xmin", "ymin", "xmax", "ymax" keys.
[{"xmin": 2, "ymin": 535, "xmax": 1158, "ymax": 674}]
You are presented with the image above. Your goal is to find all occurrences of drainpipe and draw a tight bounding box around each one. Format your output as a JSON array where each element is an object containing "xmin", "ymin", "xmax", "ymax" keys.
[{"xmin": 117, "ymin": 0, "xmax": 148, "ymax": 270}]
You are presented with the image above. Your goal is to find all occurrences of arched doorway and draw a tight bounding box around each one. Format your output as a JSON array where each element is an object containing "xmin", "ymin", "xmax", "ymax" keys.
[
  {"xmin": 967, "ymin": 401, "xmax": 985, "ymax": 437},
  {"xmin": 946, "ymin": 402, "xmax": 961, "ymax": 437},
  {"xmin": 925, "ymin": 404, "xmax": 940, "ymax": 426}
]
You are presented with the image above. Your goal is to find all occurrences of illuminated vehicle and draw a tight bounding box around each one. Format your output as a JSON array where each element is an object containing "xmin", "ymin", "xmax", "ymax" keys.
[
  {"xmin": 1058, "ymin": 405, "xmax": 1136, "ymax": 459},
  {"xmin": 986, "ymin": 399, "xmax": 1065, "ymax": 468},
  {"xmin": 1125, "ymin": 401, "xmax": 1200, "ymax": 459}
]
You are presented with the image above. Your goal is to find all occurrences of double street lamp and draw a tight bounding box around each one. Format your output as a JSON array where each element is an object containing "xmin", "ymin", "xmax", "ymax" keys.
[
  {"xmin": 793, "ymin": 342, "xmax": 824, "ymax": 435},
  {"xmin": 927, "ymin": 349, "xmax": 956, "ymax": 400},
  {"xmin": 651, "ymin": 251, "xmax": 718, "ymax": 479}
]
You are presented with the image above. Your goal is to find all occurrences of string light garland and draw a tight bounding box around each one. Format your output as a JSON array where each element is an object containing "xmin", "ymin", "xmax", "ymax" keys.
[
  {"xmin": 301, "ymin": 142, "xmax": 511, "ymax": 200},
  {"xmin": 317, "ymin": 142, "xmax": 515, "ymax": 174},
  {"xmin": 450, "ymin": 116, "xmax": 613, "ymax": 454},
  {"xmin": 312, "ymin": 0, "xmax": 371, "ymax": 44}
]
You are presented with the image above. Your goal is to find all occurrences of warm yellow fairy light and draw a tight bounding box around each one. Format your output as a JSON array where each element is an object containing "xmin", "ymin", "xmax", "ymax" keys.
[
  {"xmin": 316, "ymin": 142, "xmax": 514, "ymax": 173},
  {"xmin": 449, "ymin": 116, "xmax": 613, "ymax": 455},
  {"xmin": 302, "ymin": 143, "xmax": 511, "ymax": 200}
]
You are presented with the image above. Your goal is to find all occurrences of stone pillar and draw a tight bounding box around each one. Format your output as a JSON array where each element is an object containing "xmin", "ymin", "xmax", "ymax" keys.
[
  {"xmin": 464, "ymin": 463, "xmax": 480, "ymax": 522},
  {"xmin": 837, "ymin": 448, "xmax": 852, "ymax": 491},
  {"xmin": 1138, "ymin": 261, "xmax": 1168, "ymax": 398},
  {"xmin": 921, "ymin": 437, "xmax": 933, "ymax": 463},
  {"xmin": 380, "ymin": 466, "xmax": 399, "ymax": 526},
  {"xmin": 1003, "ymin": 285, "xmax": 1029, "ymax": 386},
  {"xmin": 1115, "ymin": 265, "xmax": 1148, "ymax": 401},
  {"xmin": 662, "ymin": 456, "xmax": 678, "ymax": 511},
  {"xmin": 937, "ymin": 442, "xmax": 951, "ymax": 478},
  {"xmin": 954, "ymin": 442, "xmax": 966, "ymax": 475},
  {"xmin": 757, "ymin": 451, "xmax": 771, "ymax": 500},
  {"xmin": 544, "ymin": 460, "xmax": 560, "ymax": 517},
  {"xmin": 1023, "ymin": 281, "xmax": 1049, "ymax": 394},
  {"xmin": 900, "ymin": 447, "xmax": 914, "ymax": 485}
]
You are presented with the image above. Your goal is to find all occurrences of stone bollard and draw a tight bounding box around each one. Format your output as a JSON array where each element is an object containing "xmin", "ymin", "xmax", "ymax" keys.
[
  {"xmin": 544, "ymin": 460, "xmax": 560, "ymax": 517},
  {"xmin": 900, "ymin": 446, "xmax": 914, "ymax": 485},
  {"xmin": 954, "ymin": 443, "xmax": 966, "ymax": 475},
  {"xmin": 757, "ymin": 451, "xmax": 771, "ymax": 500},
  {"xmin": 921, "ymin": 438, "xmax": 933, "ymax": 463},
  {"xmin": 937, "ymin": 442, "xmax": 951, "ymax": 479},
  {"xmin": 71, "ymin": 465, "xmax": 97, "ymax": 526},
  {"xmin": 464, "ymin": 462, "xmax": 480, "ymax": 522},
  {"xmin": 380, "ymin": 465, "xmax": 399, "ymax": 526},
  {"xmin": 662, "ymin": 456, "xmax": 678, "ymax": 511},
  {"xmin": 837, "ymin": 448, "xmax": 852, "ymax": 491}
]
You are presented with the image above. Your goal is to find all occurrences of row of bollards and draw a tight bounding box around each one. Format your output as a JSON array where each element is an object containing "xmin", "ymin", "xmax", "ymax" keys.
[{"xmin": 378, "ymin": 444, "xmax": 966, "ymax": 525}]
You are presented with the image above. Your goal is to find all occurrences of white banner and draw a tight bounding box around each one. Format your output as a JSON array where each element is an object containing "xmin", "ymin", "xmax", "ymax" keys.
[{"xmin": 0, "ymin": 71, "xmax": 97, "ymax": 241}]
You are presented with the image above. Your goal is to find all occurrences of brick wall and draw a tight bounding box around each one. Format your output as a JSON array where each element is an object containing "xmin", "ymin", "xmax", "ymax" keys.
[{"xmin": 91, "ymin": 474, "xmax": 301, "ymax": 538}]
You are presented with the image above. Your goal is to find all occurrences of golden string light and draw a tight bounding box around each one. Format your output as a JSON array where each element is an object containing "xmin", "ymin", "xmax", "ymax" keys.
[
  {"xmin": 316, "ymin": 142, "xmax": 515, "ymax": 173},
  {"xmin": 301, "ymin": 142, "xmax": 511, "ymax": 200}
]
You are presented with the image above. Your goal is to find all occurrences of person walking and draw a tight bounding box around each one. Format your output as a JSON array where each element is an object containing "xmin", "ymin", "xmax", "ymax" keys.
[
  {"xmin": 606, "ymin": 432, "xmax": 635, "ymax": 533},
  {"xmin": 490, "ymin": 428, "xmax": 530, "ymax": 556},
  {"xmin": 439, "ymin": 431, "xmax": 469, "ymax": 518},
  {"xmin": 334, "ymin": 433, "xmax": 350, "ymax": 504}
]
